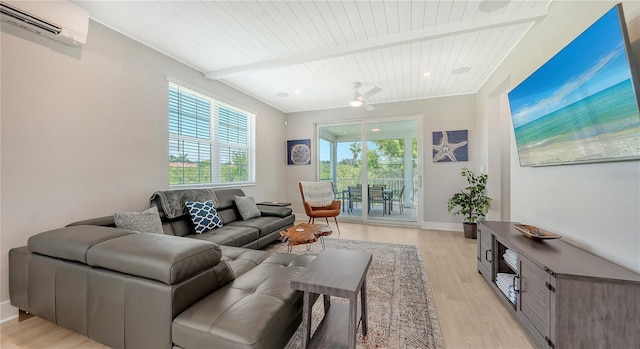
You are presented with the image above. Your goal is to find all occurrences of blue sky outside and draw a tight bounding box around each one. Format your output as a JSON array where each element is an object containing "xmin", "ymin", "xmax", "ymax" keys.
[
  {"xmin": 320, "ymin": 139, "xmax": 378, "ymax": 161},
  {"xmin": 508, "ymin": 6, "xmax": 633, "ymax": 128}
]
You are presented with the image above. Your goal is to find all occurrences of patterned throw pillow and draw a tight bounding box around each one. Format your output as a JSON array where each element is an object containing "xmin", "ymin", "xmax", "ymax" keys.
[
  {"xmin": 234, "ymin": 195, "xmax": 261, "ymax": 220},
  {"xmin": 113, "ymin": 206, "xmax": 164, "ymax": 234},
  {"xmin": 185, "ymin": 200, "xmax": 223, "ymax": 234}
]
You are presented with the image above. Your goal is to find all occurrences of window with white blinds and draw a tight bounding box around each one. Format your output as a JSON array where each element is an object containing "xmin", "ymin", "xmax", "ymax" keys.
[{"xmin": 168, "ymin": 82, "xmax": 256, "ymax": 187}]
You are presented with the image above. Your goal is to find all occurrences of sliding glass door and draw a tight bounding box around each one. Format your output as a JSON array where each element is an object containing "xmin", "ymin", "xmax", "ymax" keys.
[{"xmin": 317, "ymin": 116, "xmax": 421, "ymax": 225}]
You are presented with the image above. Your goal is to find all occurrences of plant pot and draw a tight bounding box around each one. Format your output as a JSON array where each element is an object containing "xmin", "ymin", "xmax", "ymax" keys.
[{"xmin": 463, "ymin": 222, "xmax": 477, "ymax": 239}]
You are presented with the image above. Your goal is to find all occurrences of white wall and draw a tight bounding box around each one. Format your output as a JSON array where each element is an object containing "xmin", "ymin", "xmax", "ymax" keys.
[
  {"xmin": 285, "ymin": 94, "xmax": 478, "ymax": 230},
  {"xmin": 0, "ymin": 20, "xmax": 288, "ymax": 313},
  {"xmin": 477, "ymin": 0, "xmax": 640, "ymax": 273}
]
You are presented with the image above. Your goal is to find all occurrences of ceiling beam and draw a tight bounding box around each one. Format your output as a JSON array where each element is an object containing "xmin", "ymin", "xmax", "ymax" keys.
[{"xmin": 204, "ymin": 6, "xmax": 548, "ymax": 80}]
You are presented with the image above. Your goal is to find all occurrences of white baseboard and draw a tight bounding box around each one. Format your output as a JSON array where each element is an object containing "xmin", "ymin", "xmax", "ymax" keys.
[{"xmin": 1, "ymin": 300, "xmax": 18, "ymax": 324}]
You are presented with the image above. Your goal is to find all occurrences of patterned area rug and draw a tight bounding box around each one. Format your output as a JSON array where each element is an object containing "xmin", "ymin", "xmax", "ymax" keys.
[{"xmin": 264, "ymin": 238, "xmax": 444, "ymax": 349}]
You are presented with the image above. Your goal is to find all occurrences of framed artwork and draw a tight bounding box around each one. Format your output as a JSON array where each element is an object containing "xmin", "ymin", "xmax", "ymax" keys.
[
  {"xmin": 433, "ymin": 130, "xmax": 468, "ymax": 162},
  {"xmin": 287, "ymin": 139, "xmax": 311, "ymax": 165}
]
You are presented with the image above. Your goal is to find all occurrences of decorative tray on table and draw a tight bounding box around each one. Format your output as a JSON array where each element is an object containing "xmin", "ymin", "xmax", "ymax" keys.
[{"xmin": 513, "ymin": 224, "xmax": 561, "ymax": 240}]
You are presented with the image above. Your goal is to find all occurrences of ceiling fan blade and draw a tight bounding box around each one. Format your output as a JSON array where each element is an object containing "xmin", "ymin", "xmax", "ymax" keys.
[
  {"xmin": 362, "ymin": 103, "xmax": 375, "ymax": 111},
  {"xmin": 361, "ymin": 86, "xmax": 382, "ymax": 99}
]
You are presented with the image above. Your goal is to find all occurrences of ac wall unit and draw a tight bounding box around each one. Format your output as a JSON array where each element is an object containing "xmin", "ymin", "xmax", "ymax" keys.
[{"xmin": 0, "ymin": 0, "xmax": 88, "ymax": 46}]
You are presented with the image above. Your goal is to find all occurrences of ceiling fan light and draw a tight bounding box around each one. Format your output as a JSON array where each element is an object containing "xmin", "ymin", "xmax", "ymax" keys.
[{"xmin": 350, "ymin": 99, "xmax": 363, "ymax": 107}]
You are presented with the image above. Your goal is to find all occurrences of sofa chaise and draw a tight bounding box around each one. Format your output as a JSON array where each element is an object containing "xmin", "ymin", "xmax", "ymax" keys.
[{"xmin": 9, "ymin": 225, "xmax": 314, "ymax": 348}]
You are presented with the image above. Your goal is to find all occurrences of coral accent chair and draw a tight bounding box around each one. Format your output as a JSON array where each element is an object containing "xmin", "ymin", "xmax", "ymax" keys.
[{"xmin": 299, "ymin": 181, "xmax": 341, "ymax": 235}]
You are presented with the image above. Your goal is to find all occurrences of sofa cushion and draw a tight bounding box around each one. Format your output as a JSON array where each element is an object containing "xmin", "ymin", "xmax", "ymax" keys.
[
  {"xmin": 66, "ymin": 216, "xmax": 116, "ymax": 228},
  {"xmin": 28, "ymin": 225, "xmax": 134, "ymax": 264},
  {"xmin": 219, "ymin": 246, "xmax": 271, "ymax": 278},
  {"xmin": 185, "ymin": 200, "xmax": 224, "ymax": 233},
  {"xmin": 86, "ymin": 233, "xmax": 222, "ymax": 285},
  {"xmin": 213, "ymin": 188, "xmax": 247, "ymax": 210},
  {"xmin": 217, "ymin": 207, "xmax": 241, "ymax": 225},
  {"xmin": 187, "ymin": 225, "xmax": 259, "ymax": 248},
  {"xmin": 172, "ymin": 253, "xmax": 316, "ymax": 349},
  {"xmin": 235, "ymin": 195, "xmax": 261, "ymax": 220},
  {"xmin": 160, "ymin": 216, "xmax": 193, "ymax": 237},
  {"xmin": 228, "ymin": 216, "xmax": 294, "ymax": 238},
  {"xmin": 113, "ymin": 206, "xmax": 164, "ymax": 234}
]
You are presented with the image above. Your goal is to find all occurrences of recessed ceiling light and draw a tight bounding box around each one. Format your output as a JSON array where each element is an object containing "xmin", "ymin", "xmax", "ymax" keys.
[
  {"xmin": 371, "ymin": 128, "xmax": 381, "ymax": 132},
  {"xmin": 423, "ymin": 71, "xmax": 432, "ymax": 77},
  {"xmin": 276, "ymin": 92, "xmax": 289, "ymax": 97},
  {"xmin": 295, "ymin": 90, "xmax": 301, "ymax": 95},
  {"xmin": 478, "ymin": 0, "xmax": 510, "ymax": 13},
  {"xmin": 452, "ymin": 67, "xmax": 471, "ymax": 75}
]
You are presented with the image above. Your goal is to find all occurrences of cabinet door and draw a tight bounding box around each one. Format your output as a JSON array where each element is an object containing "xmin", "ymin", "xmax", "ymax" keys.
[
  {"xmin": 518, "ymin": 254, "xmax": 551, "ymax": 344},
  {"xmin": 477, "ymin": 228, "xmax": 492, "ymax": 282}
]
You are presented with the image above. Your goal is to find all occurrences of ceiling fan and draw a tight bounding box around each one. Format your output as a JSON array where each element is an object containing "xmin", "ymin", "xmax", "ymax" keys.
[{"xmin": 349, "ymin": 82, "xmax": 382, "ymax": 111}]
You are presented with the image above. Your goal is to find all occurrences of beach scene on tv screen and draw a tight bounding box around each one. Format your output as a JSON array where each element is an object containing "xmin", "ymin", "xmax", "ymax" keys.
[{"xmin": 508, "ymin": 6, "xmax": 640, "ymax": 166}]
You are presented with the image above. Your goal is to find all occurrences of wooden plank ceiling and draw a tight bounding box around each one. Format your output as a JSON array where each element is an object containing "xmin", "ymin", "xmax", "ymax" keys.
[{"xmin": 76, "ymin": 1, "xmax": 551, "ymax": 113}]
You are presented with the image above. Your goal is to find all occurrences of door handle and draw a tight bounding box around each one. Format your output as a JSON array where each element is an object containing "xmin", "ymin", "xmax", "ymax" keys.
[{"xmin": 485, "ymin": 249, "xmax": 492, "ymax": 262}]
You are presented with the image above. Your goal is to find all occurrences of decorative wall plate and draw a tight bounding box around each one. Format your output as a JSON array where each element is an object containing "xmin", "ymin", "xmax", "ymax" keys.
[
  {"xmin": 291, "ymin": 143, "xmax": 310, "ymax": 164},
  {"xmin": 287, "ymin": 139, "xmax": 311, "ymax": 165}
]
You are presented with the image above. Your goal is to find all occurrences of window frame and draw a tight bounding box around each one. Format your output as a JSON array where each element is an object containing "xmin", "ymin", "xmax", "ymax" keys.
[{"xmin": 168, "ymin": 79, "xmax": 256, "ymax": 188}]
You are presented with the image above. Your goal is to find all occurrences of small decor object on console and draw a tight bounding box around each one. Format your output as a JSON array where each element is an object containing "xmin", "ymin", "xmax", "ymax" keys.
[
  {"xmin": 513, "ymin": 224, "xmax": 561, "ymax": 240},
  {"xmin": 185, "ymin": 200, "xmax": 223, "ymax": 233}
]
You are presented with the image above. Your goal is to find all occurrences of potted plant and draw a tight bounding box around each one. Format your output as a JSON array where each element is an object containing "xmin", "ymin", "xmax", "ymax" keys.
[{"xmin": 447, "ymin": 168, "xmax": 492, "ymax": 239}]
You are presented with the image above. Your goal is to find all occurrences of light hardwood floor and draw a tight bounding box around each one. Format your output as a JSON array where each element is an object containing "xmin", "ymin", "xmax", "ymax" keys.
[{"xmin": 1, "ymin": 221, "xmax": 534, "ymax": 349}]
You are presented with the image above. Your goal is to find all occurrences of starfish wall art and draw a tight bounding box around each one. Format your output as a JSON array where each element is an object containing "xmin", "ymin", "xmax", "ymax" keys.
[{"xmin": 433, "ymin": 130, "xmax": 468, "ymax": 162}]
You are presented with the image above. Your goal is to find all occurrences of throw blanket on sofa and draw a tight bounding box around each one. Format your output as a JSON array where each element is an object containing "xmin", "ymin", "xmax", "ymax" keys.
[
  {"xmin": 301, "ymin": 181, "xmax": 334, "ymax": 207},
  {"xmin": 150, "ymin": 189, "xmax": 217, "ymax": 219}
]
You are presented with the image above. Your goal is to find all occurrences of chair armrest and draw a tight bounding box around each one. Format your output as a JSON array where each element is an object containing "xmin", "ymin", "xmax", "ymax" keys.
[{"xmin": 303, "ymin": 200, "xmax": 341, "ymax": 212}]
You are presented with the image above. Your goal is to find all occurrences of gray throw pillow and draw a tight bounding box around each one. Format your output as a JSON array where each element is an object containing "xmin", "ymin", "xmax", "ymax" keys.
[
  {"xmin": 113, "ymin": 206, "xmax": 164, "ymax": 234},
  {"xmin": 234, "ymin": 195, "xmax": 261, "ymax": 220}
]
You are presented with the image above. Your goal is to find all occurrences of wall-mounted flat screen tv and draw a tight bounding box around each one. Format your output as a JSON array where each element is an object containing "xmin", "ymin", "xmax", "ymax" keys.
[{"xmin": 507, "ymin": 4, "xmax": 640, "ymax": 167}]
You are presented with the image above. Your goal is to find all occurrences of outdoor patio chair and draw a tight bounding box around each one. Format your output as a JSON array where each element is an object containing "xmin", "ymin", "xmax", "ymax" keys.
[
  {"xmin": 368, "ymin": 185, "xmax": 387, "ymax": 215},
  {"xmin": 392, "ymin": 185, "xmax": 405, "ymax": 214},
  {"xmin": 347, "ymin": 186, "xmax": 362, "ymax": 213}
]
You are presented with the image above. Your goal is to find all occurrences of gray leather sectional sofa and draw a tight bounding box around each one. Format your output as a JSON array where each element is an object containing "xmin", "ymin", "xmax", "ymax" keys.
[{"xmin": 9, "ymin": 188, "xmax": 310, "ymax": 349}]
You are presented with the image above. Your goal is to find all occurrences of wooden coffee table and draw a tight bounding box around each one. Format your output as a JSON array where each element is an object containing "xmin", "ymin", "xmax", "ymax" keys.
[{"xmin": 280, "ymin": 223, "xmax": 332, "ymax": 253}]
